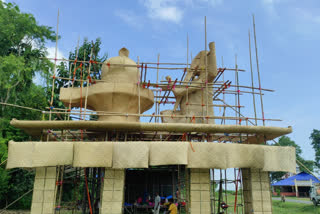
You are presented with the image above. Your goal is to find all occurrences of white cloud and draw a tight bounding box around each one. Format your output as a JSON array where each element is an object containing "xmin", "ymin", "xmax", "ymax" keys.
[
  {"xmin": 261, "ymin": 0, "xmax": 279, "ymax": 18},
  {"xmin": 143, "ymin": 0, "xmax": 184, "ymax": 23},
  {"xmin": 115, "ymin": 10, "xmax": 144, "ymax": 29},
  {"xmin": 46, "ymin": 46, "xmax": 66, "ymax": 61}
]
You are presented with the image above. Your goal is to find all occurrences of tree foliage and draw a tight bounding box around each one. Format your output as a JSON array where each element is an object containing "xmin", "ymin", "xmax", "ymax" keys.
[
  {"xmin": 0, "ymin": 1, "xmax": 56, "ymax": 209},
  {"xmin": 50, "ymin": 38, "xmax": 107, "ymax": 111},
  {"xmin": 310, "ymin": 129, "xmax": 320, "ymax": 168}
]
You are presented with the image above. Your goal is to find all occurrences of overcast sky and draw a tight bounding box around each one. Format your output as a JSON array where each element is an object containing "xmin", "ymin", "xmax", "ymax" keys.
[{"xmin": 8, "ymin": 0, "xmax": 320, "ymax": 162}]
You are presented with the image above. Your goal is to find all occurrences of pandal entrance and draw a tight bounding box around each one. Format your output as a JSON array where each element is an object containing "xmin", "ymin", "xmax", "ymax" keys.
[{"xmin": 124, "ymin": 166, "xmax": 188, "ymax": 214}]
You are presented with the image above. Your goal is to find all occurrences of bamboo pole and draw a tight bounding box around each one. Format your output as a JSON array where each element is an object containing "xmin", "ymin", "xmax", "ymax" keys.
[
  {"xmin": 49, "ymin": 9, "xmax": 60, "ymax": 119},
  {"xmin": 0, "ymin": 102, "xmax": 42, "ymax": 112},
  {"xmin": 155, "ymin": 54, "xmax": 160, "ymax": 122},
  {"xmin": 83, "ymin": 45, "xmax": 94, "ymax": 120},
  {"xmin": 137, "ymin": 56, "xmax": 141, "ymax": 115},
  {"xmin": 205, "ymin": 16, "xmax": 209, "ymax": 120},
  {"xmin": 68, "ymin": 39, "xmax": 80, "ymax": 119},
  {"xmin": 0, "ymin": 189, "xmax": 33, "ymax": 213},
  {"xmin": 47, "ymin": 9, "xmax": 59, "ymax": 141},
  {"xmin": 249, "ymin": 29, "xmax": 258, "ymax": 125},
  {"xmin": 253, "ymin": 14, "xmax": 265, "ymax": 126}
]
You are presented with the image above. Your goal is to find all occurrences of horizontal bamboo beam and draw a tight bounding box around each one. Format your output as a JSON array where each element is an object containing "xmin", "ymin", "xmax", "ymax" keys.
[{"xmin": 11, "ymin": 119, "xmax": 292, "ymax": 135}]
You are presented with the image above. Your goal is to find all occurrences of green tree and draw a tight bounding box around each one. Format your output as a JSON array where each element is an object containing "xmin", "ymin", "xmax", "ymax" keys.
[
  {"xmin": 270, "ymin": 136, "xmax": 314, "ymax": 182},
  {"xmin": 50, "ymin": 38, "xmax": 107, "ymax": 113},
  {"xmin": 0, "ymin": 1, "xmax": 56, "ymax": 209},
  {"xmin": 310, "ymin": 129, "xmax": 320, "ymax": 168}
]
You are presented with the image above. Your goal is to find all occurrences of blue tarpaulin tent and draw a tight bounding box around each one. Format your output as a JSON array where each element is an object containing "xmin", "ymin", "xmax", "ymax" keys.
[
  {"xmin": 272, "ymin": 172, "xmax": 320, "ymax": 197},
  {"xmin": 272, "ymin": 172, "xmax": 320, "ymax": 186}
]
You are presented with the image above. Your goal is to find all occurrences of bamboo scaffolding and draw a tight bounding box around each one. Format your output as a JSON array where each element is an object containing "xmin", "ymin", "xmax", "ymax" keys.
[
  {"xmin": 42, "ymin": 57, "xmax": 245, "ymax": 71},
  {"xmin": 48, "ymin": 75, "xmax": 273, "ymax": 95},
  {"xmin": 159, "ymin": 81, "xmax": 274, "ymax": 92}
]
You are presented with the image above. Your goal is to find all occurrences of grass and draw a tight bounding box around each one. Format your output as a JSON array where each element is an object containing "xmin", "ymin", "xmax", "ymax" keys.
[{"xmin": 273, "ymin": 201, "xmax": 320, "ymax": 214}]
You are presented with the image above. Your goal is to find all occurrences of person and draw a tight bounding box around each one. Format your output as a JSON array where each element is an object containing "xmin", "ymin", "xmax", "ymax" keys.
[
  {"xmin": 137, "ymin": 196, "xmax": 143, "ymax": 204},
  {"xmin": 167, "ymin": 198, "xmax": 177, "ymax": 214},
  {"xmin": 220, "ymin": 201, "xmax": 228, "ymax": 212},
  {"xmin": 154, "ymin": 192, "xmax": 161, "ymax": 214}
]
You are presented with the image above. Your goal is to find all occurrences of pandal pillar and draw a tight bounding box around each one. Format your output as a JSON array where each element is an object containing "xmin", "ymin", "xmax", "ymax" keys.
[{"xmin": 242, "ymin": 168, "xmax": 272, "ymax": 214}]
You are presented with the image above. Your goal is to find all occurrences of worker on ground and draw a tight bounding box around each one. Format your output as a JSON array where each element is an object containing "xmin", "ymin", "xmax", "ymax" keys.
[
  {"xmin": 167, "ymin": 198, "xmax": 177, "ymax": 214},
  {"xmin": 154, "ymin": 192, "xmax": 161, "ymax": 214}
]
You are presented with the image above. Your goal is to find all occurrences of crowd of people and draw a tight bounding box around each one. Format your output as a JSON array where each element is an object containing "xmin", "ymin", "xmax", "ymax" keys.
[{"xmin": 127, "ymin": 192, "xmax": 179, "ymax": 214}]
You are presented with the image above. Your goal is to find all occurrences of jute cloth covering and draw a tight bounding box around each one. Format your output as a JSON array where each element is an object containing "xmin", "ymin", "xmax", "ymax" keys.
[
  {"xmin": 112, "ymin": 142, "xmax": 149, "ymax": 168},
  {"xmin": 149, "ymin": 141, "xmax": 188, "ymax": 166},
  {"xmin": 73, "ymin": 142, "xmax": 113, "ymax": 167},
  {"xmin": 6, "ymin": 141, "xmax": 296, "ymax": 173}
]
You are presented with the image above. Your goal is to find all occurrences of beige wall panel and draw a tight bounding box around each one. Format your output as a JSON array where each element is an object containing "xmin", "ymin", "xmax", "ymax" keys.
[
  {"xmin": 73, "ymin": 142, "xmax": 113, "ymax": 167},
  {"xmin": 188, "ymin": 142, "xmax": 227, "ymax": 168},
  {"xmin": 226, "ymin": 144, "xmax": 264, "ymax": 169},
  {"xmin": 113, "ymin": 142, "xmax": 149, "ymax": 168},
  {"xmin": 6, "ymin": 141, "xmax": 33, "ymax": 169},
  {"xmin": 263, "ymin": 146, "xmax": 296, "ymax": 172},
  {"xmin": 32, "ymin": 142, "xmax": 73, "ymax": 167},
  {"xmin": 149, "ymin": 141, "xmax": 188, "ymax": 165}
]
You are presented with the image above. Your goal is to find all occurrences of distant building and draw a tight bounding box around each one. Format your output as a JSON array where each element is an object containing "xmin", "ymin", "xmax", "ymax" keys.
[{"xmin": 272, "ymin": 172, "xmax": 320, "ymax": 197}]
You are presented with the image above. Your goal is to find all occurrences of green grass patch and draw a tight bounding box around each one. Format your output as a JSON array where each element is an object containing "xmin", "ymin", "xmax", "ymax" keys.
[{"xmin": 273, "ymin": 201, "xmax": 320, "ymax": 214}]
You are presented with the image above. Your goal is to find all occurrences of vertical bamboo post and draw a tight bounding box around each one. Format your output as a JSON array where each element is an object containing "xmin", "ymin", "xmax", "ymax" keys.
[
  {"xmin": 252, "ymin": 14, "xmax": 265, "ymax": 126},
  {"xmin": 155, "ymin": 54, "xmax": 160, "ymax": 122},
  {"xmin": 137, "ymin": 56, "xmax": 141, "ymax": 115},
  {"xmin": 47, "ymin": 9, "xmax": 59, "ymax": 142},
  {"xmin": 234, "ymin": 54, "xmax": 238, "ymax": 126},
  {"xmin": 205, "ymin": 16, "xmax": 209, "ymax": 120},
  {"xmin": 49, "ymin": 9, "xmax": 59, "ymax": 120},
  {"xmin": 224, "ymin": 169, "xmax": 227, "ymax": 206},
  {"xmin": 68, "ymin": 38, "xmax": 80, "ymax": 121},
  {"xmin": 187, "ymin": 33, "xmax": 189, "ymax": 71},
  {"xmin": 83, "ymin": 45, "xmax": 94, "ymax": 119},
  {"xmin": 221, "ymin": 56, "xmax": 226, "ymax": 125},
  {"xmin": 248, "ymin": 30, "xmax": 258, "ymax": 126}
]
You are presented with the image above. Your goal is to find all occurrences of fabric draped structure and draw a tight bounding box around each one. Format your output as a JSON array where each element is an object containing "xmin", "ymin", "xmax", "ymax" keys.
[{"xmin": 6, "ymin": 141, "xmax": 296, "ymax": 173}]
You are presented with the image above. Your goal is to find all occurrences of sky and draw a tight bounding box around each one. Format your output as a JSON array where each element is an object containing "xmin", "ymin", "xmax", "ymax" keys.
[{"xmin": 5, "ymin": 0, "xmax": 320, "ymax": 162}]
